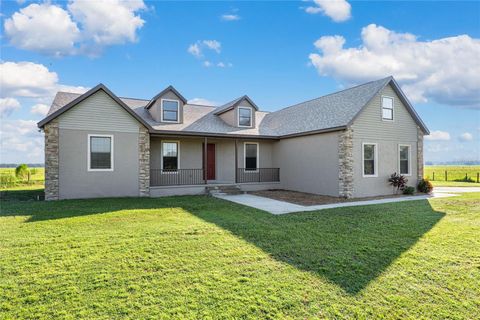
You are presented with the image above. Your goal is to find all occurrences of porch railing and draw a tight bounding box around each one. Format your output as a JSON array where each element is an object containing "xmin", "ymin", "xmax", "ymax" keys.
[
  {"xmin": 150, "ymin": 169, "xmax": 204, "ymax": 186},
  {"xmin": 150, "ymin": 168, "xmax": 280, "ymax": 186},
  {"xmin": 236, "ymin": 168, "xmax": 280, "ymax": 183}
]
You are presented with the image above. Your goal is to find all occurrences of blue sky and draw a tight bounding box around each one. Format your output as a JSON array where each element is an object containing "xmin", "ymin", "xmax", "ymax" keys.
[{"xmin": 1, "ymin": 0, "xmax": 479, "ymax": 163}]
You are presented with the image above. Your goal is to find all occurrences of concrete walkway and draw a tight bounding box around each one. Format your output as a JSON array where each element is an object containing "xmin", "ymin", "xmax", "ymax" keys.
[{"xmin": 214, "ymin": 187, "xmax": 472, "ymax": 215}]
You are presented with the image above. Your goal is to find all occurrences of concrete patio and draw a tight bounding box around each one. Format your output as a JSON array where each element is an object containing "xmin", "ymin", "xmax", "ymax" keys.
[{"xmin": 214, "ymin": 187, "xmax": 478, "ymax": 215}]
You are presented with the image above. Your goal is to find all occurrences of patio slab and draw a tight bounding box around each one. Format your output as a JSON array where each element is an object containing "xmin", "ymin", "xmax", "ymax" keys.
[{"xmin": 214, "ymin": 191, "xmax": 459, "ymax": 215}]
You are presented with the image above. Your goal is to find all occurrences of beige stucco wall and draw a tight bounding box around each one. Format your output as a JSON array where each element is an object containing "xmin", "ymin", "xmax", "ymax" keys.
[
  {"xmin": 56, "ymin": 90, "xmax": 144, "ymax": 199},
  {"xmin": 149, "ymin": 90, "xmax": 184, "ymax": 123},
  {"xmin": 351, "ymin": 84, "xmax": 419, "ymax": 197},
  {"xmin": 272, "ymin": 132, "xmax": 340, "ymax": 196},
  {"xmin": 58, "ymin": 129, "xmax": 141, "ymax": 199},
  {"xmin": 150, "ymin": 137, "xmax": 276, "ymax": 183}
]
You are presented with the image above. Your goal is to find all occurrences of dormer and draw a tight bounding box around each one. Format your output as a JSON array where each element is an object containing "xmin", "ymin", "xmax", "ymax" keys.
[
  {"xmin": 214, "ymin": 95, "xmax": 259, "ymax": 128},
  {"xmin": 145, "ymin": 86, "xmax": 187, "ymax": 123}
]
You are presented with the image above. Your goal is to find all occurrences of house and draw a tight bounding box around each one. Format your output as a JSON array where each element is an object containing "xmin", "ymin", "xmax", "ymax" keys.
[{"xmin": 37, "ymin": 76, "xmax": 429, "ymax": 200}]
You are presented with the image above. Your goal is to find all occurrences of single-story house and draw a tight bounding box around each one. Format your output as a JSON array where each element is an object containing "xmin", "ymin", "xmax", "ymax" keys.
[{"xmin": 38, "ymin": 76, "xmax": 429, "ymax": 200}]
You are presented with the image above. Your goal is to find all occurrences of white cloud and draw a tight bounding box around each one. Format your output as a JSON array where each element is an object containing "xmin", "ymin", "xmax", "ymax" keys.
[
  {"xmin": 0, "ymin": 98, "xmax": 21, "ymax": 117},
  {"xmin": 309, "ymin": 24, "xmax": 480, "ymax": 108},
  {"xmin": 4, "ymin": 0, "xmax": 146, "ymax": 56},
  {"xmin": 202, "ymin": 40, "xmax": 221, "ymax": 53},
  {"xmin": 31, "ymin": 104, "xmax": 50, "ymax": 116},
  {"xmin": 459, "ymin": 132, "xmax": 473, "ymax": 142},
  {"xmin": 0, "ymin": 119, "xmax": 44, "ymax": 162},
  {"xmin": 0, "ymin": 61, "xmax": 88, "ymax": 101},
  {"xmin": 4, "ymin": 3, "xmax": 80, "ymax": 56},
  {"xmin": 68, "ymin": 0, "xmax": 146, "ymax": 46},
  {"xmin": 189, "ymin": 40, "xmax": 228, "ymax": 67},
  {"xmin": 188, "ymin": 40, "xmax": 222, "ymax": 58},
  {"xmin": 425, "ymin": 130, "xmax": 451, "ymax": 141},
  {"xmin": 188, "ymin": 98, "xmax": 218, "ymax": 106},
  {"xmin": 221, "ymin": 14, "xmax": 240, "ymax": 21},
  {"xmin": 305, "ymin": 0, "xmax": 351, "ymax": 22},
  {"xmin": 188, "ymin": 43, "xmax": 202, "ymax": 58}
]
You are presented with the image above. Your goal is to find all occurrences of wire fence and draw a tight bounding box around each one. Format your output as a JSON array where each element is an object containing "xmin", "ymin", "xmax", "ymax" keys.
[{"xmin": 424, "ymin": 170, "xmax": 480, "ymax": 183}]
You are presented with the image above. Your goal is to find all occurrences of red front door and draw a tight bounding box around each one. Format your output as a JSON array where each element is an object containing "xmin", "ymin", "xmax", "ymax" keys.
[{"xmin": 203, "ymin": 143, "xmax": 216, "ymax": 180}]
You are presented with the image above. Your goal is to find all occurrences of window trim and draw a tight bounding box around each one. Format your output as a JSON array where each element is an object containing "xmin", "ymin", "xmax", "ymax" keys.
[
  {"xmin": 87, "ymin": 134, "xmax": 114, "ymax": 172},
  {"xmin": 398, "ymin": 144, "xmax": 412, "ymax": 176},
  {"xmin": 362, "ymin": 142, "xmax": 378, "ymax": 178},
  {"xmin": 238, "ymin": 106, "xmax": 253, "ymax": 128},
  {"xmin": 381, "ymin": 95, "xmax": 394, "ymax": 121},
  {"xmin": 243, "ymin": 142, "xmax": 259, "ymax": 173},
  {"xmin": 160, "ymin": 98, "xmax": 180, "ymax": 123},
  {"xmin": 161, "ymin": 140, "xmax": 180, "ymax": 174}
]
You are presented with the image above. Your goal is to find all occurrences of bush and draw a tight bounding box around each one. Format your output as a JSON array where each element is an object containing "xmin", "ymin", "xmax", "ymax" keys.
[
  {"xmin": 388, "ymin": 173, "xmax": 408, "ymax": 194},
  {"xmin": 454, "ymin": 176, "xmax": 475, "ymax": 183},
  {"xmin": 15, "ymin": 164, "xmax": 29, "ymax": 181},
  {"xmin": 417, "ymin": 179, "xmax": 433, "ymax": 194},
  {"xmin": 403, "ymin": 186, "xmax": 415, "ymax": 195}
]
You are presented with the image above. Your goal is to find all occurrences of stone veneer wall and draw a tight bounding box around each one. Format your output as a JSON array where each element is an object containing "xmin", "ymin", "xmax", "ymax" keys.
[
  {"xmin": 138, "ymin": 126, "xmax": 150, "ymax": 197},
  {"xmin": 417, "ymin": 126, "xmax": 424, "ymax": 181},
  {"xmin": 44, "ymin": 119, "xmax": 59, "ymax": 200},
  {"xmin": 338, "ymin": 128, "xmax": 354, "ymax": 198}
]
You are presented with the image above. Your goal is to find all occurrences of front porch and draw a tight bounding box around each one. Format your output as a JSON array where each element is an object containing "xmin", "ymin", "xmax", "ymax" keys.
[{"xmin": 149, "ymin": 135, "xmax": 280, "ymax": 187}]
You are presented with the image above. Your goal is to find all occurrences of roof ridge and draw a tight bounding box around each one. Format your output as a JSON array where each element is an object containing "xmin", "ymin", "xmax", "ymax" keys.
[
  {"xmin": 118, "ymin": 96, "xmax": 149, "ymax": 101},
  {"xmin": 186, "ymin": 103, "xmax": 216, "ymax": 108},
  {"xmin": 270, "ymin": 76, "xmax": 392, "ymax": 115}
]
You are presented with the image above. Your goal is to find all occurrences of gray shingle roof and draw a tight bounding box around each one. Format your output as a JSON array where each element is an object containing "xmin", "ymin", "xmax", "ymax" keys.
[
  {"xmin": 40, "ymin": 76, "xmax": 428, "ymax": 137},
  {"xmin": 262, "ymin": 77, "xmax": 392, "ymax": 136}
]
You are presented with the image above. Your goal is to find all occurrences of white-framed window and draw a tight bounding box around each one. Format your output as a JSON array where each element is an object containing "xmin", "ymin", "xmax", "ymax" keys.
[
  {"xmin": 161, "ymin": 99, "xmax": 180, "ymax": 123},
  {"xmin": 238, "ymin": 107, "xmax": 253, "ymax": 127},
  {"xmin": 244, "ymin": 142, "xmax": 259, "ymax": 171},
  {"xmin": 381, "ymin": 96, "xmax": 394, "ymax": 121},
  {"xmin": 399, "ymin": 144, "xmax": 411, "ymax": 176},
  {"xmin": 88, "ymin": 134, "xmax": 113, "ymax": 171},
  {"xmin": 362, "ymin": 142, "xmax": 377, "ymax": 177},
  {"xmin": 161, "ymin": 141, "xmax": 179, "ymax": 172}
]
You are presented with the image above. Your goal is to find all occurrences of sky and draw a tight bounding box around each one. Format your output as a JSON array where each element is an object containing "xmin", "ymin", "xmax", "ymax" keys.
[{"xmin": 1, "ymin": 0, "xmax": 479, "ymax": 164}]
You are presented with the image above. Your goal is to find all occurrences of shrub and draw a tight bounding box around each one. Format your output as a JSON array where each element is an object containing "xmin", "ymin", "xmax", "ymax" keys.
[
  {"xmin": 417, "ymin": 179, "xmax": 433, "ymax": 194},
  {"xmin": 403, "ymin": 186, "xmax": 415, "ymax": 195},
  {"xmin": 388, "ymin": 173, "xmax": 408, "ymax": 194},
  {"xmin": 454, "ymin": 176, "xmax": 475, "ymax": 183},
  {"xmin": 15, "ymin": 164, "xmax": 29, "ymax": 181}
]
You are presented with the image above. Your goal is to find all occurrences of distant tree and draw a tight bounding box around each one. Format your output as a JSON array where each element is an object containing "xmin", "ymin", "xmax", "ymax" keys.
[{"xmin": 15, "ymin": 164, "xmax": 30, "ymax": 181}]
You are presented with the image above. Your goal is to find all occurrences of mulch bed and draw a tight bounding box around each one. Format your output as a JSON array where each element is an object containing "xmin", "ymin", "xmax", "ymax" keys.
[{"xmin": 250, "ymin": 189, "xmax": 412, "ymax": 206}]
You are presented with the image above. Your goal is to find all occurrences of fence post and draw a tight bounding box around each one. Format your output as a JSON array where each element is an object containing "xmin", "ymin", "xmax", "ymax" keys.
[
  {"xmin": 433, "ymin": 172, "xmax": 435, "ymax": 181},
  {"xmin": 445, "ymin": 170, "xmax": 447, "ymax": 181},
  {"xmin": 477, "ymin": 172, "xmax": 479, "ymax": 183}
]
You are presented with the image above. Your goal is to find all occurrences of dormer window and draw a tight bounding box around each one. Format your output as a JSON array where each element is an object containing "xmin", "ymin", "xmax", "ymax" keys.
[
  {"xmin": 382, "ymin": 96, "xmax": 394, "ymax": 121},
  {"xmin": 238, "ymin": 107, "xmax": 252, "ymax": 127},
  {"xmin": 161, "ymin": 99, "xmax": 179, "ymax": 122}
]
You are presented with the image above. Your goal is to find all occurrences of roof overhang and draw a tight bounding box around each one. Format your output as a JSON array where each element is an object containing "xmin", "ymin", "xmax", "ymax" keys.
[
  {"xmin": 347, "ymin": 76, "xmax": 430, "ymax": 135},
  {"xmin": 214, "ymin": 95, "xmax": 259, "ymax": 115},
  {"xmin": 37, "ymin": 83, "xmax": 153, "ymax": 130},
  {"xmin": 145, "ymin": 85, "xmax": 187, "ymax": 110}
]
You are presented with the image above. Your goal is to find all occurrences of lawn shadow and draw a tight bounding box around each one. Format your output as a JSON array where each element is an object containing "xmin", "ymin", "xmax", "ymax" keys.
[
  {"xmin": 188, "ymin": 198, "xmax": 445, "ymax": 295},
  {"xmin": 1, "ymin": 191, "xmax": 445, "ymax": 295}
]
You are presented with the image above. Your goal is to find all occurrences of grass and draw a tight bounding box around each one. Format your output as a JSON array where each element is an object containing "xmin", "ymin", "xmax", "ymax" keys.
[
  {"xmin": 1, "ymin": 189, "xmax": 479, "ymax": 319},
  {"xmin": 424, "ymin": 165, "xmax": 480, "ymax": 186},
  {"xmin": 0, "ymin": 167, "xmax": 45, "ymax": 189}
]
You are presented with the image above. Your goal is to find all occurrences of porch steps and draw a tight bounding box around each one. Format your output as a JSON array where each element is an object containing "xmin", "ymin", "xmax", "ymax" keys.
[{"xmin": 206, "ymin": 185, "xmax": 243, "ymax": 196}]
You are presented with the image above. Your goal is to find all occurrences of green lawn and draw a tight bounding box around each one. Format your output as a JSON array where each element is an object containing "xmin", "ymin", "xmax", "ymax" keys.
[
  {"xmin": 424, "ymin": 165, "xmax": 480, "ymax": 186},
  {"xmin": 1, "ymin": 190, "xmax": 479, "ymax": 319},
  {"xmin": 0, "ymin": 167, "xmax": 45, "ymax": 189}
]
